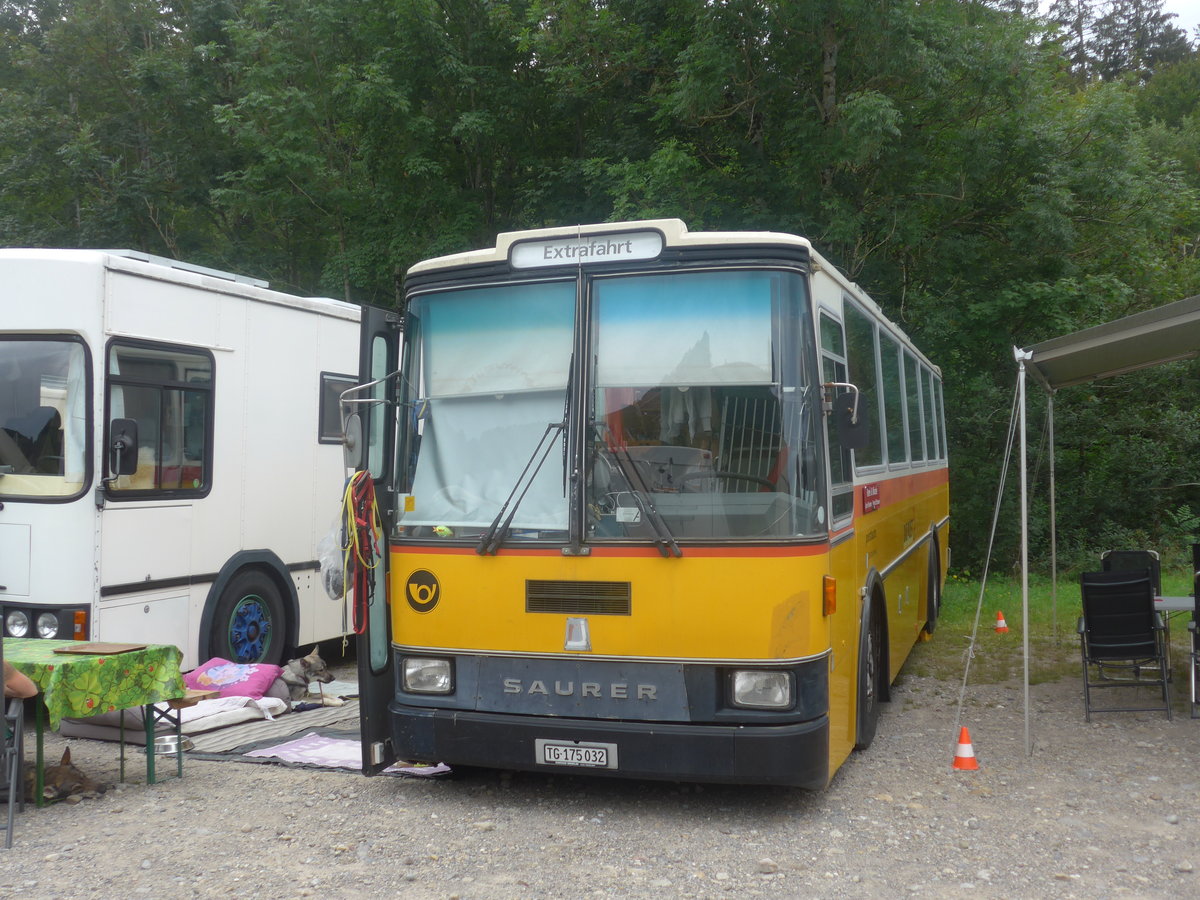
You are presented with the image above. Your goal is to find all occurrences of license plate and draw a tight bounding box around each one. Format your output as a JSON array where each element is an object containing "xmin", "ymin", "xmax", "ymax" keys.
[{"xmin": 535, "ymin": 739, "xmax": 618, "ymax": 769}]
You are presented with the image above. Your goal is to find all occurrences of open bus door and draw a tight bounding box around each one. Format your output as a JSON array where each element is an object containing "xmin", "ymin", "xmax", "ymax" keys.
[{"xmin": 350, "ymin": 304, "xmax": 402, "ymax": 775}]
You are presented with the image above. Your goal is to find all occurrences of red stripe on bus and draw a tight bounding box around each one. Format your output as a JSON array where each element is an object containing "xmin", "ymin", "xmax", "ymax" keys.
[{"xmin": 857, "ymin": 467, "xmax": 948, "ymax": 512}]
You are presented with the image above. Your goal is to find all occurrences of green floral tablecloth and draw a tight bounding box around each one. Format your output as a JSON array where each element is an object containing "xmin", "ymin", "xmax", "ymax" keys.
[{"xmin": 5, "ymin": 639, "xmax": 185, "ymax": 730}]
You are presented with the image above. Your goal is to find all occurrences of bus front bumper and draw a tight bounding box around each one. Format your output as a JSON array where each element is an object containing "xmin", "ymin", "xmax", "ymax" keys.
[{"xmin": 389, "ymin": 703, "xmax": 830, "ymax": 789}]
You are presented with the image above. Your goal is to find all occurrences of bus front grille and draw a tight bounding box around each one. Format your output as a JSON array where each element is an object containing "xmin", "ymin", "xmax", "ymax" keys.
[{"xmin": 526, "ymin": 580, "xmax": 632, "ymax": 616}]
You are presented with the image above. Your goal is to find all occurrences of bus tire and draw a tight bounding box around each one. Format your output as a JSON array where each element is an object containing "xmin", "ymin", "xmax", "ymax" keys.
[
  {"xmin": 924, "ymin": 533, "xmax": 941, "ymax": 635},
  {"xmin": 854, "ymin": 597, "xmax": 883, "ymax": 751},
  {"xmin": 208, "ymin": 568, "xmax": 287, "ymax": 665}
]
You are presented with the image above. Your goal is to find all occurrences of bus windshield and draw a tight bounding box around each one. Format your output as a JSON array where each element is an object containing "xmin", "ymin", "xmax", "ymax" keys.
[
  {"xmin": 396, "ymin": 280, "xmax": 575, "ymax": 538},
  {"xmin": 588, "ymin": 269, "xmax": 822, "ymax": 540},
  {"xmin": 395, "ymin": 268, "xmax": 824, "ymax": 543},
  {"xmin": 0, "ymin": 337, "xmax": 89, "ymax": 499}
]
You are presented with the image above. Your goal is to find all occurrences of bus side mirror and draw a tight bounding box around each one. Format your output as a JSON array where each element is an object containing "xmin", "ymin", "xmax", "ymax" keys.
[
  {"xmin": 109, "ymin": 418, "xmax": 139, "ymax": 476},
  {"xmin": 832, "ymin": 392, "xmax": 870, "ymax": 452},
  {"xmin": 342, "ymin": 413, "xmax": 364, "ymax": 470}
]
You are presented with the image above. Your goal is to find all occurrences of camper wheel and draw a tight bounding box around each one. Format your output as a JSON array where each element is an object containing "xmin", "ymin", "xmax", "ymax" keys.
[{"xmin": 209, "ymin": 569, "xmax": 287, "ymax": 665}]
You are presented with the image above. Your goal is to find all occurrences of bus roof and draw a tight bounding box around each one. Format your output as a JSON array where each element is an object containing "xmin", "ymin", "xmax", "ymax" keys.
[
  {"xmin": 405, "ymin": 219, "xmax": 934, "ymax": 373},
  {"xmin": 407, "ymin": 219, "xmax": 816, "ymax": 274},
  {"xmin": 0, "ymin": 248, "xmax": 359, "ymax": 322}
]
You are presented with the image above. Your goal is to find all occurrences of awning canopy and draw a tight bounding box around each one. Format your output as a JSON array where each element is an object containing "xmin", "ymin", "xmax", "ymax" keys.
[
  {"xmin": 1008, "ymin": 291, "xmax": 1200, "ymax": 754},
  {"xmin": 1026, "ymin": 293, "xmax": 1200, "ymax": 390}
]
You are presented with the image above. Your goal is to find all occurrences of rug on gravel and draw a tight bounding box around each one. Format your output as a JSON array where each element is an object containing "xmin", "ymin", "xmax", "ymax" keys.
[
  {"xmin": 244, "ymin": 731, "xmax": 450, "ymax": 777},
  {"xmin": 182, "ymin": 703, "xmax": 452, "ymax": 777},
  {"xmin": 184, "ymin": 700, "xmax": 361, "ymax": 754}
]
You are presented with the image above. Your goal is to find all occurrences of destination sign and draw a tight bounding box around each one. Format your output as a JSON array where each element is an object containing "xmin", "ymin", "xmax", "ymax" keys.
[{"xmin": 510, "ymin": 229, "xmax": 664, "ymax": 269}]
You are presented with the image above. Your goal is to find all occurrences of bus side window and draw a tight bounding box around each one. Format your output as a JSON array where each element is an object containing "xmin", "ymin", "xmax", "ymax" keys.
[
  {"xmin": 843, "ymin": 302, "xmax": 883, "ymax": 470},
  {"xmin": 819, "ymin": 312, "xmax": 854, "ymax": 523},
  {"xmin": 905, "ymin": 352, "xmax": 925, "ymax": 464},
  {"xmin": 106, "ymin": 341, "xmax": 213, "ymax": 495},
  {"xmin": 879, "ymin": 334, "xmax": 906, "ymax": 468},
  {"xmin": 923, "ymin": 368, "xmax": 940, "ymax": 460}
]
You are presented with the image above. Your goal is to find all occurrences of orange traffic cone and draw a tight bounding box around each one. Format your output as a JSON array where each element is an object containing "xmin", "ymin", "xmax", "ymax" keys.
[
  {"xmin": 995, "ymin": 611, "xmax": 1009, "ymax": 633},
  {"xmin": 953, "ymin": 726, "xmax": 980, "ymax": 770}
]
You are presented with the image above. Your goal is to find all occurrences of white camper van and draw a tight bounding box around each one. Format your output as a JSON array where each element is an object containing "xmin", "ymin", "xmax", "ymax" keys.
[{"xmin": 0, "ymin": 249, "xmax": 360, "ymax": 667}]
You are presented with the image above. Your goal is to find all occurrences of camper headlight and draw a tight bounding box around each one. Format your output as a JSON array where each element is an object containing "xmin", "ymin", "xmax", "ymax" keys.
[
  {"xmin": 729, "ymin": 670, "xmax": 793, "ymax": 709},
  {"xmin": 5, "ymin": 610, "xmax": 29, "ymax": 638},
  {"xmin": 36, "ymin": 612, "xmax": 60, "ymax": 639},
  {"xmin": 402, "ymin": 657, "xmax": 453, "ymax": 694}
]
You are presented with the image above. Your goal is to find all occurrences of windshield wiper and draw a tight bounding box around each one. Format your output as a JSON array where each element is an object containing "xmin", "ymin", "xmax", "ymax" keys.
[
  {"xmin": 609, "ymin": 447, "xmax": 682, "ymax": 559},
  {"xmin": 477, "ymin": 422, "xmax": 566, "ymax": 556}
]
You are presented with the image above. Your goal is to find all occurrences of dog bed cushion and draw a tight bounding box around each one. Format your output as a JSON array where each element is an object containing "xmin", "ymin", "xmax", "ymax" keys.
[
  {"xmin": 184, "ymin": 658, "xmax": 283, "ymax": 699},
  {"xmin": 59, "ymin": 695, "xmax": 289, "ymax": 745}
]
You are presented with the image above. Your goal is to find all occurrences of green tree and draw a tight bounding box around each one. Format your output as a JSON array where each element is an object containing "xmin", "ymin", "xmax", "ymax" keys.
[
  {"xmin": 1091, "ymin": 0, "xmax": 1194, "ymax": 81},
  {"xmin": 0, "ymin": 0, "xmax": 1198, "ymax": 569},
  {"xmin": 0, "ymin": 0, "xmax": 239, "ymax": 257}
]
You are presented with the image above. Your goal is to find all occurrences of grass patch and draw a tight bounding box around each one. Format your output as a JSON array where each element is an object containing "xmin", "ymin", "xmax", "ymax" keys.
[{"xmin": 905, "ymin": 573, "xmax": 1195, "ymax": 687}]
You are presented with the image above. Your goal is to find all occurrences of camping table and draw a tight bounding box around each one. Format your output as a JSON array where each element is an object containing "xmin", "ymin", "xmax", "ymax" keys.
[
  {"xmin": 5, "ymin": 639, "xmax": 187, "ymax": 804},
  {"xmin": 1153, "ymin": 596, "xmax": 1195, "ymax": 673},
  {"xmin": 1154, "ymin": 595, "xmax": 1194, "ymax": 614}
]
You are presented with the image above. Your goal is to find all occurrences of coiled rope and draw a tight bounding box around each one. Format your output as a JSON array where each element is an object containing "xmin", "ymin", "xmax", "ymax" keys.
[{"xmin": 340, "ymin": 470, "xmax": 382, "ymax": 637}]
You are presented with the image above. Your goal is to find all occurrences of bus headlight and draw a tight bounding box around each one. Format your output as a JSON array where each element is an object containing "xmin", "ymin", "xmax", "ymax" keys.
[
  {"xmin": 402, "ymin": 657, "xmax": 453, "ymax": 694},
  {"xmin": 36, "ymin": 612, "xmax": 60, "ymax": 639},
  {"xmin": 730, "ymin": 670, "xmax": 793, "ymax": 709},
  {"xmin": 5, "ymin": 610, "xmax": 29, "ymax": 638}
]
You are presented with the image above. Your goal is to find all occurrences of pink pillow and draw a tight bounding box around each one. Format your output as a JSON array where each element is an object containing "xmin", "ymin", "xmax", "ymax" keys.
[{"xmin": 184, "ymin": 657, "xmax": 283, "ymax": 699}]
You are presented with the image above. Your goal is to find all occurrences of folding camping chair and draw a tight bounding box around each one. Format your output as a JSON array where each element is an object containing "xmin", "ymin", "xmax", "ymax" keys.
[
  {"xmin": 1102, "ymin": 549, "xmax": 1175, "ymax": 671},
  {"xmin": 1078, "ymin": 569, "xmax": 1172, "ymax": 722},
  {"xmin": 1100, "ymin": 549, "xmax": 1162, "ymax": 597},
  {"xmin": 0, "ymin": 640, "xmax": 26, "ymax": 848}
]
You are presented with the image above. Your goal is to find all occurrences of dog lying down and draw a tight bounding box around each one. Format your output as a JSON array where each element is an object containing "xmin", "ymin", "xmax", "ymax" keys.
[
  {"xmin": 24, "ymin": 747, "xmax": 107, "ymax": 804},
  {"xmin": 278, "ymin": 646, "xmax": 343, "ymax": 706}
]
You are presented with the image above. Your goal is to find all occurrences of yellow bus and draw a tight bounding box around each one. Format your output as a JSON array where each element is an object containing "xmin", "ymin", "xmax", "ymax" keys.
[{"xmin": 349, "ymin": 220, "xmax": 948, "ymax": 787}]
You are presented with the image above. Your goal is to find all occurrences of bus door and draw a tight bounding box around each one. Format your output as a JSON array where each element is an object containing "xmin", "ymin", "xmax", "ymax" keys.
[
  {"xmin": 97, "ymin": 339, "xmax": 214, "ymax": 652},
  {"xmin": 351, "ymin": 304, "xmax": 401, "ymax": 774}
]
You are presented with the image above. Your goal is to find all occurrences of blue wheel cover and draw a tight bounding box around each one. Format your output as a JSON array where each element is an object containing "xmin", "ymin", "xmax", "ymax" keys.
[{"xmin": 228, "ymin": 594, "xmax": 273, "ymax": 662}]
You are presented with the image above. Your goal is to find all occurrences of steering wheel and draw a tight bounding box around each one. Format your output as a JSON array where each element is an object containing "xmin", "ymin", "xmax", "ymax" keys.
[{"xmin": 677, "ymin": 471, "xmax": 777, "ymax": 492}]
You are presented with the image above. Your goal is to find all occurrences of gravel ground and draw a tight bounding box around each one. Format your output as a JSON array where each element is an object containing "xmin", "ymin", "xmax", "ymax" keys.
[{"xmin": 1, "ymin": 651, "xmax": 1196, "ymax": 899}]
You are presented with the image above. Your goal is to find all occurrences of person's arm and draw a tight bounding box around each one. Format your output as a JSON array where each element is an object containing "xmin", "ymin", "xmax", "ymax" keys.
[{"xmin": 3, "ymin": 659, "xmax": 37, "ymax": 698}]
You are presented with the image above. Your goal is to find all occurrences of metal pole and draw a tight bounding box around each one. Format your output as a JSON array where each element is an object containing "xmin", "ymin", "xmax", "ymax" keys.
[
  {"xmin": 1048, "ymin": 393, "xmax": 1057, "ymax": 644},
  {"xmin": 1016, "ymin": 349, "xmax": 1032, "ymax": 757}
]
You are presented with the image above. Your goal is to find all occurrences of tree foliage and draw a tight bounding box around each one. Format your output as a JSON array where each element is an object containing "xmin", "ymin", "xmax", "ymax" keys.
[
  {"xmin": 1049, "ymin": 0, "xmax": 1193, "ymax": 82},
  {"xmin": 1, "ymin": 0, "xmax": 1198, "ymax": 571}
]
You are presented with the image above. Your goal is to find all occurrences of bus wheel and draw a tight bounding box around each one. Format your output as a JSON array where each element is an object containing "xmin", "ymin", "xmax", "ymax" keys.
[
  {"xmin": 924, "ymin": 536, "xmax": 941, "ymax": 635},
  {"xmin": 209, "ymin": 569, "xmax": 286, "ymax": 665},
  {"xmin": 854, "ymin": 600, "xmax": 882, "ymax": 751}
]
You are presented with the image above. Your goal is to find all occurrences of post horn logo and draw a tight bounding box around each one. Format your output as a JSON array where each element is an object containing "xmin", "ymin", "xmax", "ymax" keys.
[{"xmin": 406, "ymin": 570, "xmax": 440, "ymax": 613}]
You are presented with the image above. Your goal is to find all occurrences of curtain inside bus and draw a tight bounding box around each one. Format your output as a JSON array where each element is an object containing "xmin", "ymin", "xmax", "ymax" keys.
[{"xmin": 399, "ymin": 281, "xmax": 575, "ymax": 533}]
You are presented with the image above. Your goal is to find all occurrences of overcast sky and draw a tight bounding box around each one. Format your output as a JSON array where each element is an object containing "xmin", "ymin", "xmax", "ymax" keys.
[{"xmin": 1163, "ymin": 0, "xmax": 1200, "ymax": 32}]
